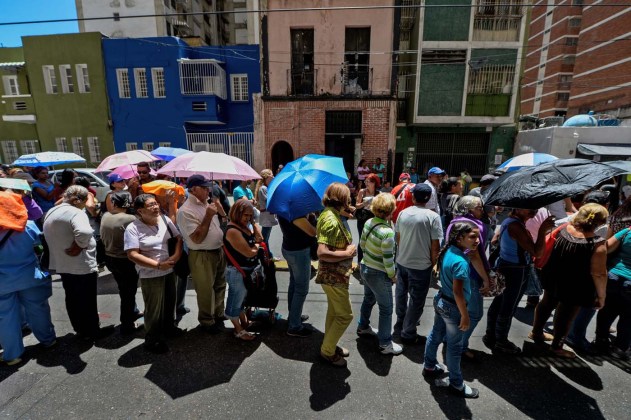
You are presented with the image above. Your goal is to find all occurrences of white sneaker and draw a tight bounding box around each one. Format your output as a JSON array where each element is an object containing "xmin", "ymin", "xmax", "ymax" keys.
[
  {"xmin": 357, "ymin": 326, "xmax": 378, "ymax": 337},
  {"xmin": 380, "ymin": 342, "xmax": 403, "ymax": 355}
]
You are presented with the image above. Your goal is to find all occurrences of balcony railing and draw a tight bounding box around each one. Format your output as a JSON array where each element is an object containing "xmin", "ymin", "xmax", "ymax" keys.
[
  {"xmin": 288, "ymin": 69, "xmax": 316, "ymax": 96},
  {"xmin": 342, "ymin": 66, "xmax": 371, "ymax": 95},
  {"xmin": 472, "ymin": 16, "xmax": 522, "ymax": 42},
  {"xmin": 178, "ymin": 59, "xmax": 227, "ymax": 99}
]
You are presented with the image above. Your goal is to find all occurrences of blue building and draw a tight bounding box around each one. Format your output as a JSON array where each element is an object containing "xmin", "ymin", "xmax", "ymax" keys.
[{"xmin": 102, "ymin": 37, "xmax": 260, "ymax": 165}]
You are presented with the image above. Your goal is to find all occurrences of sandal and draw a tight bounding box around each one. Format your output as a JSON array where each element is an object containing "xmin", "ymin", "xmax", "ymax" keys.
[
  {"xmin": 528, "ymin": 331, "xmax": 554, "ymax": 343},
  {"xmin": 234, "ymin": 330, "xmax": 256, "ymax": 341},
  {"xmin": 550, "ymin": 347, "xmax": 576, "ymax": 359}
]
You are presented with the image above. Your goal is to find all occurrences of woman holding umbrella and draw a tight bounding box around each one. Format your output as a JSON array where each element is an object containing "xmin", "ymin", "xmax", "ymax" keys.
[
  {"xmin": 316, "ymin": 183, "xmax": 357, "ymax": 367},
  {"xmin": 483, "ymin": 208, "xmax": 555, "ymax": 355}
]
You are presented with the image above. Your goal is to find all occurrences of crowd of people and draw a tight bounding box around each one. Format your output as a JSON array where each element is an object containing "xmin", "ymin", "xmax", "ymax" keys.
[{"xmin": 1, "ymin": 162, "xmax": 630, "ymax": 402}]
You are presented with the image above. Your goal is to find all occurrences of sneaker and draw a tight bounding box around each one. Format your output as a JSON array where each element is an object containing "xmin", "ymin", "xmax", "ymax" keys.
[
  {"xmin": 380, "ymin": 342, "xmax": 403, "ymax": 355},
  {"xmin": 400, "ymin": 334, "xmax": 426, "ymax": 345},
  {"xmin": 336, "ymin": 346, "xmax": 350, "ymax": 358},
  {"xmin": 301, "ymin": 314, "xmax": 310, "ymax": 322},
  {"xmin": 321, "ymin": 352, "xmax": 347, "ymax": 367},
  {"xmin": 528, "ymin": 331, "xmax": 554, "ymax": 343},
  {"xmin": 144, "ymin": 341, "xmax": 169, "ymax": 354},
  {"xmin": 422, "ymin": 365, "xmax": 445, "ymax": 378},
  {"xmin": 449, "ymin": 383, "xmax": 480, "ymax": 399},
  {"xmin": 2, "ymin": 357, "xmax": 22, "ymax": 366},
  {"xmin": 286, "ymin": 327, "xmax": 313, "ymax": 338},
  {"xmin": 482, "ymin": 334, "xmax": 496, "ymax": 350},
  {"xmin": 494, "ymin": 340, "xmax": 522, "ymax": 355},
  {"xmin": 357, "ymin": 326, "xmax": 378, "ymax": 337}
]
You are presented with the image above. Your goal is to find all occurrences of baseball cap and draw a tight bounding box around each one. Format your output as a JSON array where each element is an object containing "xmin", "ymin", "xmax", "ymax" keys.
[
  {"xmin": 399, "ymin": 172, "xmax": 411, "ymax": 181},
  {"xmin": 186, "ymin": 174, "xmax": 213, "ymax": 189},
  {"xmin": 583, "ymin": 190, "xmax": 610, "ymax": 205},
  {"xmin": 411, "ymin": 183, "xmax": 432, "ymax": 203},
  {"xmin": 111, "ymin": 191, "xmax": 132, "ymax": 208},
  {"xmin": 479, "ymin": 174, "xmax": 497, "ymax": 186},
  {"xmin": 108, "ymin": 173, "xmax": 125, "ymax": 184},
  {"xmin": 427, "ymin": 167, "xmax": 446, "ymax": 176}
]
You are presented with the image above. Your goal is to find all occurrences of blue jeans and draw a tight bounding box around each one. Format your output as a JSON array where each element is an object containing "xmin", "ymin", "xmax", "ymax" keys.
[
  {"xmin": 0, "ymin": 283, "xmax": 56, "ymax": 361},
  {"xmin": 567, "ymin": 307, "xmax": 596, "ymax": 350},
  {"xmin": 486, "ymin": 262, "xmax": 529, "ymax": 342},
  {"xmin": 261, "ymin": 226, "xmax": 274, "ymax": 258},
  {"xmin": 424, "ymin": 295, "xmax": 465, "ymax": 389},
  {"xmin": 358, "ymin": 264, "xmax": 394, "ymax": 347},
  {"xmin": 282, "ymin": 247, "xmax": 311, "ymax": 331},
  {"xmin": 225, "ymin": 266, "xmax": 248, "ymax": 319},
  {"xmin": 395, "ymin": 264, "xmax": 431, "ymax": 339},
  {"xmin": 462, "ymin": 278, "xmax": 483, "ymax": 351}
]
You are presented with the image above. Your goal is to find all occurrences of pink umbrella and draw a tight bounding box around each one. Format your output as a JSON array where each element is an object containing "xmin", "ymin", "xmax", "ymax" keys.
[
  {"xmin": 95, "ymin": 150, "xmax": 159, "ymax": 172},
  {"xmin": 111, "ymin": 164, "xmax": 157, "ymax": 180},
  {"xmin": 157, "ymin": 152, "xmax": 260, "ymax": 180}
]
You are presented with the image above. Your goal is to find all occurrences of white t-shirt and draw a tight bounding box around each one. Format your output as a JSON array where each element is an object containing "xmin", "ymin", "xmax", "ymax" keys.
[
  {"xmin": 124, "ymin": 217, "xmax": 180, "ymax": 278},
  {"xmin": 395, "ymin": 206, "xmax": 443, "ymax": 270},
  {"xmin": 423, "ymin": 180, "xmax": 440, "ymax": 214}
]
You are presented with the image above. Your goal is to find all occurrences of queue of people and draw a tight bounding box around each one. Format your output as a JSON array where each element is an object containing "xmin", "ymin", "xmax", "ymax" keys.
[{"xmin": 1, "ymin": 163, "xmax": 629, "ymax": 403}]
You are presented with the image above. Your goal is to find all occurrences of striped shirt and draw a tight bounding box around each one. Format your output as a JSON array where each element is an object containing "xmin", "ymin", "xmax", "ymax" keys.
[{"xmin": 359, "ymin": 217, "xmax": 396, "ymax": 278}]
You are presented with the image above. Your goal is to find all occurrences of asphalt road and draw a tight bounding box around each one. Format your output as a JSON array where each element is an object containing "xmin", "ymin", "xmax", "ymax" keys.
[{"xmin": 1, "ymin": 220, "xmax": 630, "ymax": 419}]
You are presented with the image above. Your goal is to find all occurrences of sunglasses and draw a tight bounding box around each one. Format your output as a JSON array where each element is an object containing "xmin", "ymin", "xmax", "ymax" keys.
[{"xmin": 137, "ymin": 170, "xmax": 149, "ymax": 175}]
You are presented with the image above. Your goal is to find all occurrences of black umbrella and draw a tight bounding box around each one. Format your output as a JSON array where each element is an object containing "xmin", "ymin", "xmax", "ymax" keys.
[{"xmin": 482, "ymin": 158, "xmax": 631, "ymax": 209}]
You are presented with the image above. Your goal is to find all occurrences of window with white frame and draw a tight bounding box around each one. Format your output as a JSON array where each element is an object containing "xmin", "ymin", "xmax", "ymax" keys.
[
  {"xmin": 55, "ymin": 137, "xmax": 68, "ymax": 152},
  {"xmin": 42, "ymin": 65, "xmax": 58, "ymax": 94},
  {"xmin": 152, "ymin": 68, "xmax": 166, "ymax": 98},
  {"xmin": 116, "ymin": 69, "xmax": 131, "ymax": 98},
  {"xmin": 59, "ymin": 64, "xmax": 74, "ymax": 93},
  {"xmin": 2, "ymin": 75, "xmax": 19, "ymax": 96},
  {"xmin": 87, "ymin": 137, "xmax": 101, "ymax": 162},
  {"xmin": 467, "ymin": 64, "xmax": 515, "ymax": 94},
  {"xmin": 126, "ymin": 143, "xmax": 138, "ymax": 151},
  {"xmin": 72, "ymin": 137, "xmax": 84, "ymax": 157},
  {"xmin": 76, "ymin": 64, "xmax": 91, "ymax": 93},
  {"xmin": 20, "ymin": 140, "xmax": 39, "ymax": 154},
  {"xmin": 142, "ymin": 142, "xmax": 154, "ymax": 152},
  {"xmin": 134, "ymin": 68, "xmax": 148, "ymax": 98},
  {"xmin": 230, "ymin": 74, "xmax": 249, "ymax": 102},
  {"xmin": 1, "ymin": 141, "xmax": 19, "ymax": 163},
  {"xmin": 159, "ymin": 142, "xmax": 171, "ymax": 147}
]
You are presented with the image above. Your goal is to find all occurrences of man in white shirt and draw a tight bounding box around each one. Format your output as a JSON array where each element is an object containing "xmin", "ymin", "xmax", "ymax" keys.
[
  {"xmin": 394, "ymin": 183, "xmax": 443, "ymax": 344},
  {"xmin": 176, "ymin": 175, "xmax": 227, "ymax": 334},
  {"xmin": 424, "ymin": 167, "xmax": 446, "ymax": 214}
]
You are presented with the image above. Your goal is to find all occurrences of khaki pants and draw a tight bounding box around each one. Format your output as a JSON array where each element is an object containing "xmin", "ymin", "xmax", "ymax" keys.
[
  {"xmin": 189, "ymin": 249, "xmax": 226, "ymax": 326},
  {"xmin": 320, "ymin": 284, "xmax": 353, "ymax": 357}
]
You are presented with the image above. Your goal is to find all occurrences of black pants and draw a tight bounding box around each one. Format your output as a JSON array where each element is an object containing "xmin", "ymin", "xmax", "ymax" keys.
[
  {"xmin": 532, "ymin": 290, "xmax": 581, "ymax": 349},
  {"xmin": 486, "ymin": 263, "xmax": 529, "ymax": 342},
  {"xmin": 596, "ymin": 275, "xmax": 631, "ymax": 351},
  {"xmin": 60, "ymin": 272, "xmax": 100, "ymax": 336},
  {"xmin": 105, "ymin": 256, "xmax": 140, "ymax": 328}
]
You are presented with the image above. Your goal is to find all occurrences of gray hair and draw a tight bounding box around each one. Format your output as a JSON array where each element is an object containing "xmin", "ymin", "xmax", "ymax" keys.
[
  {"xmin": 454, "ymin": 195, "xmax": 482, "ymax": 216},
  {"xmin": 62, "ymin": 185, "xmax": 89, "ymax": 204}
]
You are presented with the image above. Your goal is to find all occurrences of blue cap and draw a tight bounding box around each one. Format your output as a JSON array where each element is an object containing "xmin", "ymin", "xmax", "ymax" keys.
[
  {"xmin": 427, "ymin": 167, "xmax": 446, "ymax": 176},
  {"xmin": 108, "ymin": 173, "xmax": 125, "ymax": 183},
  {"xmin": 411, "ymin": 183, "xmax": 432, "ymax": 203}
]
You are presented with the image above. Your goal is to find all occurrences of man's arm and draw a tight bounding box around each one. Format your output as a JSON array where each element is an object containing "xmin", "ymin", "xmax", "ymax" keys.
[
  {"xmin": 430, "ymin": 239, "xmax": 440, "ymax": 266},
  {"xmin": 179, "ymin": 205, "xmax": 217, "ymax": 245}
]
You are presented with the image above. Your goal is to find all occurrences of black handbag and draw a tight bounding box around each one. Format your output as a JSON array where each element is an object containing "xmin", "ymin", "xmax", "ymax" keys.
[{"xmin": 161, "ymin": 214, "xmax": 190, "ymax": 279}]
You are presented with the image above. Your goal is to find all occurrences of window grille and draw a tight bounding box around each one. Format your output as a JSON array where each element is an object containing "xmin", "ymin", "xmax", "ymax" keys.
[{"xmin": 178, "ymin": 60, "xmax": 227, "ymax": 98}]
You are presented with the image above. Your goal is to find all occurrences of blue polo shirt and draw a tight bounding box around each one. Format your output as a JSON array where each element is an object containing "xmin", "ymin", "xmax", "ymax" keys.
[
  {"xmin": 233, "ymin": 185, "xmax": 253, "ymax": 201},
  {"xmin": 0, "ymin": 221, "xmax": 45, "ymax": 294},
  {"xmin": 439, "ymin": 245, "xmax": 471, "ymax": 303},
  {"xmin": 609, "ymin": 228, "xmax": 631, "ymax": 280}
]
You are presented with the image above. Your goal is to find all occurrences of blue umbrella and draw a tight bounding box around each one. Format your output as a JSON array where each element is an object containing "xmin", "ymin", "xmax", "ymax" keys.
[
  {"xmin": 497, "ymin": 152, "xmax": 557, "ymax": 172},
  {"xmin": 267, "ymin": 154, "xmax": 349, "ymax": 221},
  {"xmin": 151, "ymin": 146, "xmax": 193, "ymax": 162},
  {"xmin": 13, "ymin": 151, "xmax": 85, "ymax": 167}
]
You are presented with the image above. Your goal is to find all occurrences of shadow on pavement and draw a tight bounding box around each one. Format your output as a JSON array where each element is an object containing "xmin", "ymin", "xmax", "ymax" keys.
[
  {"xmin": 424, "ymin": 375, "xmax": 473, "ymax": 420},
  {"xmin": 117, "ymin": 327, "xmax": 261, "ymax": 399},
  {"xmin": 461, "ymin": 342, "xmax": 606, "ymax": 419},
  {"xmin": 262, "ymin": 321, "xmax": 325, "ymax": 363},
  {"xmin": 355, "ymin": 336, "xmax": 394, "ymax": 376},
  {"xmin": 31, "ymin": 333, "xmax": 91, "ymax": 375},
  {"xmin": 309, "ymin": 361, "xmax": 351, "ymax": 411}
]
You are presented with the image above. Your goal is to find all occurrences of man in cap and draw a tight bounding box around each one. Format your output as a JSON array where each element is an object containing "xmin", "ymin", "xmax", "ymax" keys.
[
  {"xmin": 394, "ymin": 183, "xmax": 443, "ymax": 344},
  {"xmin": 176, "ymin": 175, "xmax": 227, "ymax": 334},
  {"xmin": 100, "ymin": 191, "xmax": 143, "ymax": 334},
  {"xmin": 424, "ymin": 167, "xmax": 446, "ymax": 214},
  {"xmin": 391, "ymin": 172, "xmax": 415, "ymax": 223}
]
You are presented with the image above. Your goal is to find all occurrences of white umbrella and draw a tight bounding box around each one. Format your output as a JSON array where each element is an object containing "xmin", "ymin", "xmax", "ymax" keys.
[
  {"xmin": 157, "ymin": 152, "xmax": 260, "ymax": 180},
  {"xmin": 95, "ymin": 150, "xmax": 159, "ymax": 172},
  {"xmin": 13, "ymin": 152, "xmax": 85, "ymax": 167}
]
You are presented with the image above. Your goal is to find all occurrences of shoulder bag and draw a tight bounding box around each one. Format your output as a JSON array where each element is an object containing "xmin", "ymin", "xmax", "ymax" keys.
[{"xmin": 161, "ymin": 214, "xmax": 190, "ymax": 279}]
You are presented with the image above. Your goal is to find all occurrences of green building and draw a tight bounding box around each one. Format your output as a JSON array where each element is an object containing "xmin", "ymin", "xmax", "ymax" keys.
[
  {"xmin": 0, "ymin": 33, "xmax": 114, "ymax": 165},
  {"xmin": 394, "ymin": 0, "xmax": 525, "ymax": 178}
]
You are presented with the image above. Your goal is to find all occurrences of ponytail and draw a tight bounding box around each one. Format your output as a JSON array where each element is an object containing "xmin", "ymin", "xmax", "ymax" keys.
[{"xmin": 435, "ymin": 221, "xmax": 478, "ymax": 275}]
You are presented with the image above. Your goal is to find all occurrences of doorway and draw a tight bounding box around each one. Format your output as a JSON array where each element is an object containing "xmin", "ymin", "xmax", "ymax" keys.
[
  {"xmin": 325, "ymin": 111, "xmax": 362, "ymax": 173},
  {"xmin": 271, "ymin": 140, "xmax": 294, "ymax": 172}
]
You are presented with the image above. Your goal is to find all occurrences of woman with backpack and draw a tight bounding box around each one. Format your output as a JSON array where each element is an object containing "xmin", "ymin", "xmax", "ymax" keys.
[
  {"xmin": 423, "ymin": 221, "xmax": 481, "ymax": 398},
  {"xmin": 357, "ymin": 193, "xmax": 402, "ymax": 355}
]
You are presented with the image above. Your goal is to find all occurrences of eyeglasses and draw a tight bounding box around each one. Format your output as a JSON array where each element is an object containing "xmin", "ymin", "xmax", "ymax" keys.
[
  {"xmin": 144, "ymin": 202, "xmax": 160, "ymax": 208},
  {"xmin": 137, "ymin": 171, "xmax": 149, "ymax": 175}
]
